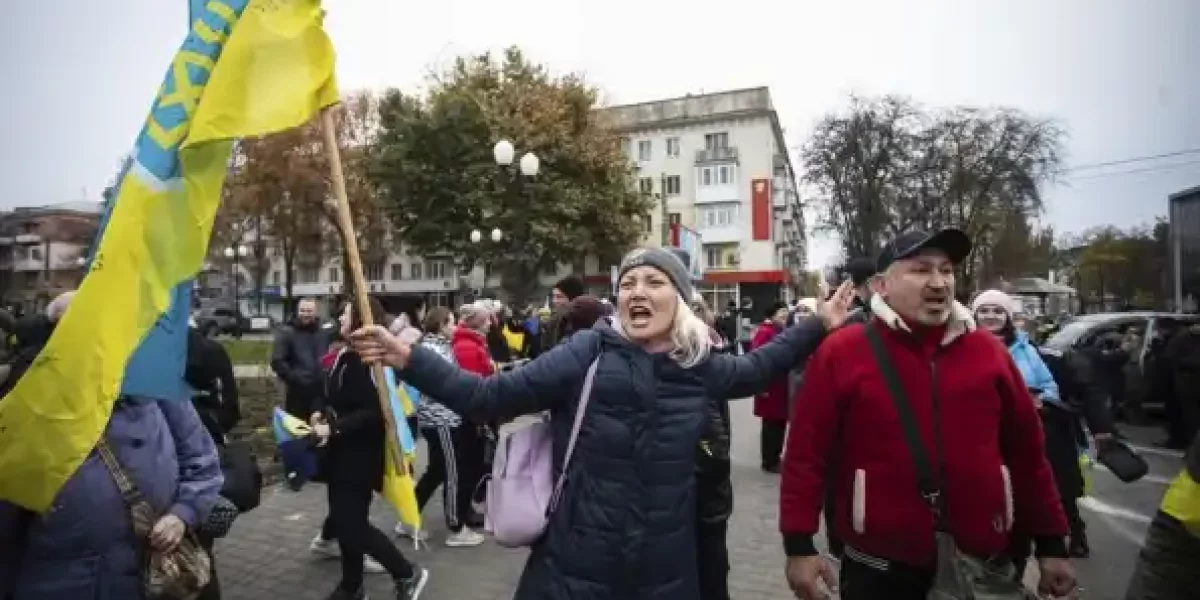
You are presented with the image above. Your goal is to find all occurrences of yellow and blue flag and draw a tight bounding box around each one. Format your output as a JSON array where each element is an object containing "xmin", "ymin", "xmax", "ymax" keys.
[
  {"xmin": 272, "ymin": 407, "xmax": 318, "ymax": 482},
  {"xmin": 0, "ymin": 0, "xmax": 338, "ymax": 512},
  {"xmin": 376, "ymin": 367, "xmax": 423, "ymax": 539}
]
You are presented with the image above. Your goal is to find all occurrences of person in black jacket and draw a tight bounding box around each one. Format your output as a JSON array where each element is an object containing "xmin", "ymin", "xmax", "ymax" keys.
[
  {"xmin": 692, "ymin": 297, "xmax": 734, "ymax": 600},
  {"xmin": 314, "ymin": 295, "xmax": 428, "ymax": 600},
  {"xmin": 186, "ymin": 322, "xmax": 241, "ymax": 444},
  {"xmin": 184, "ymin": 320, "xmax": 242, "ymax": 600},
  {"xmin": 1014, "ymin": 344, "xmax": 1116, "ymax": 563}
]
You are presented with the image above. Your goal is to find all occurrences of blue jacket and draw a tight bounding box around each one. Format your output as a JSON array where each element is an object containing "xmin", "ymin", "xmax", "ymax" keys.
[
  {"xmin": 400, "ymin": 318, "xmax": 827, "ymax": 600},
  {"xmin": 1007, "ymin": 332, "xmax": 1063, "ymax": 408},
  {"xmin": 0, "ymin": 399, "xmax": 222, "ymax": 600}
]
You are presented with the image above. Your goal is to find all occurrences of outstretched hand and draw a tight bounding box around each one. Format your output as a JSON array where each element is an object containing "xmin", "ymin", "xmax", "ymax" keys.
[
  {"xmin": 350, "ymin": 325, "xmax": 411, "ymax": 370},
  {"xmin": 814, "ymin": 280, "xmax": 856, "ymax": 330}
]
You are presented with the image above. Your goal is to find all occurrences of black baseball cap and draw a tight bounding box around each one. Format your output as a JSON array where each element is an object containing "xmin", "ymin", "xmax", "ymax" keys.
[{"xmin": 876, "ymin": 228, "xmax": 972, "ymax": 272}]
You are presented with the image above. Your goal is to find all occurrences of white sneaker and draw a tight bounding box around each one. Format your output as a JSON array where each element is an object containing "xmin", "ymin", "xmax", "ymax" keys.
[
  {"xmin": 310, "ymin": 534, "xmax": 339, "ymax": 558},
  {"xmin": 362, "ymin": 556, "xmax": 386, "ymax": 574},
  {"xmin": 393, "ymin": 522, "xmax": 429, "ymax": 542},
  {"xmin": 311, "ymin": 534, "xmax": 386, "ymax": 574},
  {"xmin": 444, "ymin": 529, "xmax": 486, "ymax": 548}
]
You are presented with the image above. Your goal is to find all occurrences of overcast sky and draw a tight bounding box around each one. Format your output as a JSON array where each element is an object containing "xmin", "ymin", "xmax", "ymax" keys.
[{"xmin": 2, "ymin": 0, "xmax": 1196, "ymax": 268}]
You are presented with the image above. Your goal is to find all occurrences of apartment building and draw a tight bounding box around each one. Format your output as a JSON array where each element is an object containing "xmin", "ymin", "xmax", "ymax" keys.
[
  {"xmin": 246, "ymin": 87, "xmax": 805, "ymax": 319},
  {"xmin": 0, "ymin": 201, "xmax": 101, "ymax": 313},
  {"xmin": 596, "ymin": 87, "xmax": 806, "ymax": 312}
]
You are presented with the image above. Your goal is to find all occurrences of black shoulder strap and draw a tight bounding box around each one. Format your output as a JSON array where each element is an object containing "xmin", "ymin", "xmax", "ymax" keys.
[{"xmin": 863, "ymin": 324, "xmax": 946, "ymax": 524}]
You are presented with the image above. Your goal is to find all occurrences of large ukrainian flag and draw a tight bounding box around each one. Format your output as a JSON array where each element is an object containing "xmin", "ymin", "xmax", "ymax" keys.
[{"xmin": 0, "ymin": 0, "xmax": 338, "ymax": 512}]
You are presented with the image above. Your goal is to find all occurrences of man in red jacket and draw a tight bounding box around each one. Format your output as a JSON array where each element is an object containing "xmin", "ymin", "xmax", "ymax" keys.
[{"xmin": 780, "ymin": 229, "xmax": 1076, "ymax": 600}]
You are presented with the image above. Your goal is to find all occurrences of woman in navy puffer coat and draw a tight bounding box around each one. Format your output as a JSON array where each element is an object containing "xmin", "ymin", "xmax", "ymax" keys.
[{"xmin": 352, "ymin": 248, "xmax": 855, "ymax": 600}]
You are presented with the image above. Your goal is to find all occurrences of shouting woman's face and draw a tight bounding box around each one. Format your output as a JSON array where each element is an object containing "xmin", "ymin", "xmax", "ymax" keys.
[{"xmin": 617, "ymin": 265, "xmax": 677, "ymax": 345}]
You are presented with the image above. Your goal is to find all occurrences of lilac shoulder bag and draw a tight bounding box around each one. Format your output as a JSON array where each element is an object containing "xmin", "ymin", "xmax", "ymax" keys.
[{"xmin": 485, "ymin": 359, "xmax": 599, "ymax": 548}]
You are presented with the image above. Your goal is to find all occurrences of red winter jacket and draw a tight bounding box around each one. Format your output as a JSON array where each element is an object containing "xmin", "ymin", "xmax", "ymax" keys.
[
  {"xmin": 751, "ymin": 321, "xmax": 789, "ymax": 422},
  {"xmin": 780, "ymin": 297, "xmax": 1068, "ymax": 567},
  {"xmin": 451, "ymin": 327, "xmax": 495, "ymax": 377}
]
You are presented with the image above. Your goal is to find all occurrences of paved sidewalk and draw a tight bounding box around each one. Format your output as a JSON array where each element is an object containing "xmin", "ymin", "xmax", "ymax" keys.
[{"xmin": 215, "ymin": 462, "xmax": 801, "ymax": 599}]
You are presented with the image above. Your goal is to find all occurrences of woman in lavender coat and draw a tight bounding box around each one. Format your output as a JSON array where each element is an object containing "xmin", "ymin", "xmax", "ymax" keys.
[{"xmin": 0, "ymin": 397, "xmax": 223, "ymax": 600}]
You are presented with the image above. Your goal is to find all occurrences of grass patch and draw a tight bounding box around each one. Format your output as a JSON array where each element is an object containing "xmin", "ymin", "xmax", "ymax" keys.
[{"xmin": 221, "ymin": 339, "xmax": 273, "ymax": 365}]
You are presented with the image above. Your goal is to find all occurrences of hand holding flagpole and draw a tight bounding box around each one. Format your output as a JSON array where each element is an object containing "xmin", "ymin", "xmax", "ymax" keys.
[{"xmin": 318, "ymin": 107, "xmax": 404, "ymax": 470}]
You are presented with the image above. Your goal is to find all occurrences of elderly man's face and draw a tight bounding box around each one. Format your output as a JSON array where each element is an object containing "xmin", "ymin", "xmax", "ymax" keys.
[{"xmin": 879, "ymin": 249, "xmax": 956, "ymax": 326}]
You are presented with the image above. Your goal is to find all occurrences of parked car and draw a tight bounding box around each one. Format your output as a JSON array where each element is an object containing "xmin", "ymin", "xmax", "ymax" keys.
[
  {"xmin": 1044, "ymin": 311, "xmax": 1200, "ymax": 414},
  {"xmin": 194, "ymin": 307, "xmax": 248, "ymax": 338}
]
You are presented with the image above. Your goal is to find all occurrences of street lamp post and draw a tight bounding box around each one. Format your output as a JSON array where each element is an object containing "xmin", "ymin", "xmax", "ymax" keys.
[
  {"xmin": 469, "ymin": 228, "xmax": 504, "ymax": 299},
  {"xmin": 223, "ymin": 244, "xmax": 249, "ymax": 316}
]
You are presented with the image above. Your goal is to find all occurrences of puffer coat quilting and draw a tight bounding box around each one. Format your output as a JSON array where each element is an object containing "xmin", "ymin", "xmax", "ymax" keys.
[{"xmin": 400, "ymin": 319, "xmax": 827, "ymax": 600}]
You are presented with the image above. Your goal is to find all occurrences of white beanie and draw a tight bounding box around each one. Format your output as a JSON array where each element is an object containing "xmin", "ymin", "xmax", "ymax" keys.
[{"xmin": 971, "ymin": 289, "xmax": 1015, "ymax": 314}]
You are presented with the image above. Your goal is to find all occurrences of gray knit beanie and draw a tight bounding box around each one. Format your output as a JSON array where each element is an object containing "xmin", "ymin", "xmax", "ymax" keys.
[{"xmin": 617, "ymin": 247, "xmax": 694, "ymax": 302}]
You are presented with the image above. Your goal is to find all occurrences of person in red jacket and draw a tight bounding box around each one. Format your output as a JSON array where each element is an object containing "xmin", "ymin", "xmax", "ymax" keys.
[
  {"xmin": 451, "ymin": 302, "xmax": 496, "ymax": 377},
  {"xmin": 752, "ymin": 301, "xmax": 792, "ymax": 473},
  {"xmin": 780, "ymin": 228, "xmax": 1076, "ymax": 600}
]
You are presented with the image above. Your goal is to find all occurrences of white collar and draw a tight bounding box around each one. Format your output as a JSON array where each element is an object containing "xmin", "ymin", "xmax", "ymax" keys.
[{"xmin": 869, "ymin": 294, "xmax": 976, "ymax": 346}]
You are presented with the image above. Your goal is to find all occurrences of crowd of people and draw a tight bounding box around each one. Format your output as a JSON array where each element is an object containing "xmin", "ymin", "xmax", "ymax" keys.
[{"xmin": 1, "ymin": 229, "xmax": 1198, "ymax": 600}]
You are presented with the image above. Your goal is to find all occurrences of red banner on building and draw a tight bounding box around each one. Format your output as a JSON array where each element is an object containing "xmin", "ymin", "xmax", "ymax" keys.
[{"xmin": 751, "ymin": 178, "xmax": 771, "ymax": 240}]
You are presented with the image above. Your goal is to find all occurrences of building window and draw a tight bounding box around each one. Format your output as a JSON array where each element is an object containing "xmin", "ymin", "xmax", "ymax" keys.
[
  {"xmin": 639, "ymin": 177, "xmax": 654, "ymax": 195},
  {"xmin": 637, "ymin": 140, "xmax": 652, "ymax": 162},
  {"xmin": 699, "ymin": 165, "xmax": 736, "ymax": 187},
  {"xmin": 427, "ymin": 260, "xmax": 449, "ymax": 279},
  {"xmin": 704, "ymin": 132, "xmax": 729, "ymax": 150},
  {"xmin": 30, "ymin": 247, "xmax": 41, "ymax": 261},
  {"xmin": 664, "ymin": 175, "xmax": 681, "ymax": 196},
  {"xmin": 668, "ymin": 212, "xmax": 682, "ymax": 226},
  {"xmin": 703, "ymin": 243, "xmax": 738, "ymax": 269},
  {"xmin": 542, "ymin": 262, "xmax": 558, "ymax": 276},
  {"xmin": 328, "ymin": 267, "xmax": 339, "ymax": 283},
  {"xmin": 620, "ymin": 137, "xmax": 631, "ymax": 158},
  {"xmin": 666, "ymin": 137, "xmax": 680, "ymax": 158},
  {"xmin": 298, "ymin": 266, "xmax": 319, "ymax": 284},
  {"xmin": 14, "ymin": 246, "xmax": 26, "ymax": 260},
  {"xmin": 642, "ymin": 215, "xmax": 654, "ymax": 234},
  {"xmin": 411, "ymin": 262, "xmax": 423, "ymax": 280},
  {"xmin": 365, "ymin": 261, "xmax": 384, "ymax": 282},
  {"xmin": 390, "ymin": 263, "xmax": 403, "ymax": 280},
  {"xmin": 699, "ymin": 203, "xmax": 739, "ymax": 228},
  {"xmin": 271, "ymin": 271, "xmax": 280, "ymax": 285}
]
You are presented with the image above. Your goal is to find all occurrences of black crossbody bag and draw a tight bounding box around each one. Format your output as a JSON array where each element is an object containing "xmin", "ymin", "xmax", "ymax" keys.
[{"xmin": 864, "ymin": 325, "xmax": 1033, "ymax": 600}]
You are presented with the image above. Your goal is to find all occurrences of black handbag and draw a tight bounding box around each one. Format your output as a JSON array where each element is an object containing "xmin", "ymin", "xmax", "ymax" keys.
[
  {"xmin": 218, "ymin": 440, "xmax": 262, "ymax": 513},
  {"xmin": 864, "ymin": 326, "xmax": 1032, "ymax": 600},
  {"xmin": 1096, "ymin": 440, "xmax": 1149, "ymax": 483}
]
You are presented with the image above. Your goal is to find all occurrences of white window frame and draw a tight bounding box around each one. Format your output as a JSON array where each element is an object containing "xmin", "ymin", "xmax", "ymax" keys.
[{"xmin": 637, "ymin": 140, "xmax": 652, "ymax": 162}]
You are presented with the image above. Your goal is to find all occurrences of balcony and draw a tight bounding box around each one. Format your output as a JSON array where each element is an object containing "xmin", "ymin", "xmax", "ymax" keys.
[{"xmin": 694, "ymin": 146, "xmax": 739, "ymax": 164}]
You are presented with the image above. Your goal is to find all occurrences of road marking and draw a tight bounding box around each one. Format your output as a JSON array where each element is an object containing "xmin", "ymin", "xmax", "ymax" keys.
[
  {"xmin": 1078, "ymin": 497, "xmax": 1152, "ymax": 546},
  {"xmin": 1098, "ymin": 465, "xmax": 1174, "ymax": 486},
  {"xmin": 1078, "ymin": 496, "xmax": 1153, "ymax": 524},
  {"xmin": 1125, "ymin": 443, "xmax": 1185, "ymax": 459}
]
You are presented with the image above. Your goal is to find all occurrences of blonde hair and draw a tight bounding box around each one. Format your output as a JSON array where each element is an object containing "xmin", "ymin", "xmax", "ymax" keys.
[{"xmin": 668, "ymin": 296, "xmax": 713, "ymax": 368}]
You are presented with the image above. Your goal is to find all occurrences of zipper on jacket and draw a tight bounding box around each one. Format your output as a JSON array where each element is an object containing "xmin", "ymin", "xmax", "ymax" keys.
[{"xmin": 928, "ymin": 356, "xmax": 948, "ymax": 527}]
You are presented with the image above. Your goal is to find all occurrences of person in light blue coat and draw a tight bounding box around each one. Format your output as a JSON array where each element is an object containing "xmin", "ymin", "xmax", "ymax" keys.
[{"xmin": 972, "ymin": 289, "xmax": 1060, "ymax": 406}]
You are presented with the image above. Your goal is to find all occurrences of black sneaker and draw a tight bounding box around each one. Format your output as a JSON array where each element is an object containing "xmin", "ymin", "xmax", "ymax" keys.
[
  {"xmin": 395, "ymin": 566, "xmax": 429, "ymax": 600},
  {"xmin": 327, "ymin": 585, "xmax": 368, "ymax": 600},
  {"xmin": 1068, "ymin": 534, "xmax": 1090, "ymax": 558}
]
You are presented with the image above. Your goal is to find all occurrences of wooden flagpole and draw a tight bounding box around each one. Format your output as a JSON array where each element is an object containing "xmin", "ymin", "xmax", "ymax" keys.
[{"xmin": 319, "ymin": 107, "xmax": 404, "ymax": 470}]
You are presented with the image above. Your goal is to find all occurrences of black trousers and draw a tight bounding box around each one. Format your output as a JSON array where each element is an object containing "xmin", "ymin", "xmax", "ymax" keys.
[
  {"xmin": 839, "ymin": 550, "xmax": 933, "ymax": 600},
  {"xmin": 326, "ymin": 473, "xmax": 415, "ymax": 591},
  {"xmin": 198, "ymin": 533, "xmax": 220, "ymax": 600},
  {"xmin": 696, "ymin": 520, "xmax": 730, "ymax": 600},
  {"xmin": 760, "ymin": 419, "xmax": 787, "ymax": 470},
  {"xmin": 415, "ymin": 425, "xmax": 482, "ymax": 532}
]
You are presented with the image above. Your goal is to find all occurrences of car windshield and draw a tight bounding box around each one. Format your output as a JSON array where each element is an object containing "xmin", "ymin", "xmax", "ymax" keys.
[{"xmin": 1044, "ymin": 320, "xmax": 1096, "ymax": 350}]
